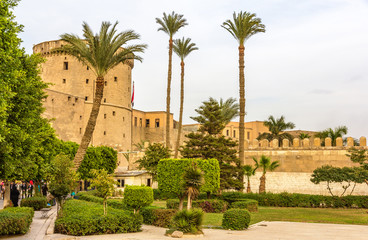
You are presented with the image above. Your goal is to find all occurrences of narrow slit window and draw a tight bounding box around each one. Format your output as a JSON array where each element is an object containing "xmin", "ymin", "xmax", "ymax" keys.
[
  {"xmin": 85, "ymin": 96, "xmax": 88, "ymax": 101},
  {"xmin": 146, "ymin": 119, "xmax": 150, "ymax": 128},
  {"xmin": 86, "ymin": 79, "xmax": 89, "ymax": 84},
  {"xmin": 63, "ymin": 62, "xmax": 68, "ymax": 70},
  {"xmin": 63, "ymin": 79, "xmax": 66, "ymax": 84},
  {"xmin": 68, "ymin": 96, "xmax": 71, "ymax": 101},
  {"xmin": 112, "ymin": 111, "xmax": 116, "ymax": 116},
  {"xmin": 105, "ymin": 81, "xmax": 107, "ymax": 86},
  {"xmin": 134, "ymin": 117, "xmax": 137, "ymax": 126},
  {"xmin": 104, "ymin": 98, "xmax": 106, "ymax": 103},
  {"xmin": 233, "ymin": 130, "xmax": 236, "ymax": 138},
  {"xmin": 104, "ymin": 131, "xmax": 106, "ymax": 135},
  {"xmin": 155, "ymin": 119, "xmax": 160, "ymax": 128},
  {"xmin": 104, "ymin": 114, "xmax": 107, "ymax": 119},
  {"xmin": 114, "ymin": 77, "xmax": 117, "ymax": 82},
  {"xmin": 87, "ymin": 66, "xmax": 89, "ymax": 70}
]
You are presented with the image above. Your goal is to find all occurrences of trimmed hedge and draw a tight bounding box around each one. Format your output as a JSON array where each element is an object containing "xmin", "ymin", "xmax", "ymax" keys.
[
  {"xmin": 141, "ymin": 206, "xmax": 177, "ymax": 227},
  {"xmin": 166, "ymin": 199, "xmax": 228, "ymax": 213},
  {"xmin": 0, "ymin": 207, "xmax": 34, "ymax": 235},
  {"xmin": 222, "ymin": 209, "xmax": 251, "ymax": 230},
  {"xmin": 153, "ymin": 189, "xmax": 177, "ymax": 200},
  {"xmin": 76, "ymin": 191, "xmax": 127, "ymax": 210},
  {"xmin": 20, "ymin": 196, "xmax": 47, "ymax": 210},
  {"xmin": 55, "ymin": 199, "xmax": 142, "ymax": 236},
  {"xmin": 220, "ymin": 192, "xmax": 368, "ymax": 208},
  {"xmin": 124, "ymin": 185, "xmax": 154, "ymax": 212},
  {"xmin": 230, "ymin": 199, "xmax": 258, "ymax": 212}
]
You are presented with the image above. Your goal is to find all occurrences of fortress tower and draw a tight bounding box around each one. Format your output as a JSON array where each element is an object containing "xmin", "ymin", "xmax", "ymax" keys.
[{"xmin": 33, "ymin": 40, "xmax": 133, "ymax": 150}]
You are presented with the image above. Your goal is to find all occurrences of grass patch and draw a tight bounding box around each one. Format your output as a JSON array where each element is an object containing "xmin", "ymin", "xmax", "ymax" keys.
[
  {"xmin": 152, "ymin": 200, "xmax": 167, "ymax": 208},
  {"xmin": 202, "ymin": 207, "xmax": 368, "ymax": 227}
]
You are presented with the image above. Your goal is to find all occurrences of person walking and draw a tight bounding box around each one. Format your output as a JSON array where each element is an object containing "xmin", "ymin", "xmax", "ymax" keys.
[
  {"xmin": 10, "ymin": 183, "xmax": 20, "ymax": 207},
  {"xmin": 42, "ymin": 183, "xmax": 48, "ymax": 196},
  {"xmin": 21, "ymin": 182, "xmax": 27, "ymax": 199},
  {"xmin": 28, "ymin": 182, "xmax": 33, "ymax": 198}
]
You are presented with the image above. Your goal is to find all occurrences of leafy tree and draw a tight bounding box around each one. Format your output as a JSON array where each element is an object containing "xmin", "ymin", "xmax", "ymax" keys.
[
  {"xmin": 243, "ymin": 164, "xmax": 257, "ymax": 193},
  {"xmin": 135, "ymin": 143, "xmax": 171, "ymax": 180},
  {"xmin": 181, "ymin": 98, "xmax": 243, "ymax": 190},
  {"xmin": 257, "ymin": 115, "xmax": 295, "ymax": 145},
  {"xmin": 173, "ymin": 37, "xmax": 198, "ymax": 158},
  {"xmin": 346, "ymin": 148, "xmax": 368, "ymax": 185},
  {"xmin": 315, "ymin": 126, "xmax": 348, "ymax": 146},
  {"xmin": 222, "ymin": 11, "xmax": 266, "ymax": 165},
  {"xmin": 89, "ymin": 169, "xmax": 117, "ymax": 215},
  {"xmin": 156, "ymin": 12, "xmax": 187, "ymax": 148},
  {"xmin": 253, "ymin": 155, "xmax": 280, "ymax": 193},
  {"xmin": 299, "ymin": 133, "xmax": 311, "ymax": 140},
  {"xmin": 310, "ymin": 165, "xmax": 368, "ymax": 196},
  {"xmin": 219, "ymin": 97, "xmax": 239, "ymax": 124},
  {"xmin": 48, "ymin": 154, "xmax": 78, "ymax": 215},
  {"xmin": 56, "ymin": 21, "xmax": 147, "ymax": 169},
  {"xmin": 183, "ymin": 163, "xmax": 204, "ymax": 210},
  {"xmin": 123, "ymin": 185, "xmax": 153, "ymax": 214}
]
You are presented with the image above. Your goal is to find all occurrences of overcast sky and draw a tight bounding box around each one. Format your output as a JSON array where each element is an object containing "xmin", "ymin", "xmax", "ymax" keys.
[{"xmin": 14, "ymin": 0, "xmax": 368, "ymax": 139}]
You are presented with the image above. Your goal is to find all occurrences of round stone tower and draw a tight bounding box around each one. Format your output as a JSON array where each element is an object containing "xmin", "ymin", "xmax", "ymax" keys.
[{"xmin": 33, "ymin": 40, "xmax": 133, "ymax": 151}]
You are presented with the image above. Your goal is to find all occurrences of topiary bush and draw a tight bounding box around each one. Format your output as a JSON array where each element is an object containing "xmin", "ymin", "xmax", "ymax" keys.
[
  {"xmin": 141, "ymin": 206, "xmax": 177, "ymax": 228},
  {"xmin": 166, "ymin": 199, "xmax": 227, "ymax": 213},
  {"xmin": 20, "ymin": 196, "xmax": 47, "ymax": 210},
  {"xmin": 123, "ymin": 185, "xmax": 154, "ymax": 213},
  {"xmin": 172, "ymin": 209, "xmax": 204, "ymax": 234},
  {"xmin": 222, "ymin": 209, "xmax": 251, "ymax": 230},
  {"xmin": 77, "ymin": 191, "xmax": 128, "ymax": 210},
  {"xmin": 231, "ymin": 199, "xmax": 258, "ymax": 212},
  {"xmin": 0, "ymin": 207, "xmax": 34, "ymax": 235},
  {"xmin": 54, "ymin": 199, "xmax": 142, "ymax": 236},
  {"xmin": 153, "ymin": 189, "xmax": 177, "ymax": 200}
]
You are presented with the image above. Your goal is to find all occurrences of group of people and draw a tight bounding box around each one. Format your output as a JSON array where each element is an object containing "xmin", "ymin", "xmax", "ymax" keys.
[{"xmin": 0, "ymin": 180, "xmax": 48, "ymax": 207}]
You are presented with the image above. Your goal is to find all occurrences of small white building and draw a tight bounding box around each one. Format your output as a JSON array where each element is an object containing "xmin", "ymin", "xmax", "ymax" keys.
[{"xmin": 114, "ymin": 170, "xmax": 157, "ymax": 191}]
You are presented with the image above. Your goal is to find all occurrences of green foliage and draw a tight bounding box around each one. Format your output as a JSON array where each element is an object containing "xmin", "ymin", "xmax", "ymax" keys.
[
  {"xmin": 310, "ymin": 165, "xmax": 368, "ymax": 196},
  {"xmin": 48, "ymin": 154, "xmax": 78, "ymax": 207},
  {"xmin": 230, "ymin": 199, "xmax": 258, "ymax": 212},
  {"xmin": 315, "ymin": 126, "xmax": 348, "ymax": 146},
  {"xmin": 219, "ymin": 192, "xmax": 368, "ymax": 208},
  {"xmin": 183, "ymin": 163, "xmax": 204, "ymax": 209},
  {"xmin": 166, "ymin": 199, "xmax": 228, "ymax": 213},
  {"xmin": 141, "ymin": 206, "xmax": 177, "ymax": 227},
  {"xmin": 172, "ymin": 209, "xmax": 204, "ymax": 233},
  {"xmin": 299, "ymin": 133, "xmax": 311, "ymax": 139},
  {"xmin": 347, "ymin": 148, "xmax": 368, "ymax": 169},
  {"xmin": 76, "ymin": 191, "xmax": 127, "ymax": 210},
  {"xmin": 157, "ymin": 159, "xmax": 220, "ymax": 198},
  {"xmin": 20, "ymin": 196, "xmax": 47, "ymax": 210},
  {"xmin": 222, "ymin": 209, "xmax": 251, "ymax": 230},
  {"xmin": 123, "ymin": 185, "xmax": 154, "ymax": 213},
  {"xmin": 257, "ymin": 115, "xmax": 295, "ymax": 144},
  {"xmin": 54, "ymin": 200, "xmax": 142, "ymax": 236},
  {"xmin": 135, "ymin": 143, "xmax": 171, "ymax": 180},
  {"xmin": 153, "ymin": 188, "xmax": 177, "ymax": 200},
  {"xmin": 0, "ymin": 207, "xmax": 34, "ymax": 235}
]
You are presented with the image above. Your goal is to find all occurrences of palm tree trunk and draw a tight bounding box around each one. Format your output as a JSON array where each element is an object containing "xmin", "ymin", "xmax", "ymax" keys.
[
  {"xmin": 247, "ymin": 176, "xmax": 251, "ymax": 193},
  {"xmin": 73, "ymin": 76, "xmax": 105, "ymax": 169},
  {"xmin": 179, "ymin": 194, "xmax": 185, "ymax": 210},
  {"xmin": 174, "ymin": 61, "xmax": 185, "ymax": 158},
  {"xmin": 165, "ymin": 38, "xmax": 173, "ymax": 149},
  {"xmin": 187, "ymin": 192, "xmax": 192, "ymax": 210},
  {"xmin": 259, "ymin": 174, "xmax": 266, "ymax": 193},
  {"xmin": 238, "ymin": 45, "xmax": 245, "ymax": 184}
]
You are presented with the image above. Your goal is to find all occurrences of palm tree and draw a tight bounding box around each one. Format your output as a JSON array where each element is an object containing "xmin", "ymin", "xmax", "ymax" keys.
[
  {"xmin": 257, "ymin": 115, "xmax": 295, "ymax": 145},
  {"xmin": 57, "ymin": 22, "xmax": 146, "ymax": 169},
  {"xmin": 243, "ymin": 164, "xmax": 257, "ymax": 193},
  {"xmin": 253, "ymin": 155, "xmax": 279, "ymax": 193},
  {"xmin": 219, "ymin": 97, "xmax": 239, "ymax": 124},
  {"xmin": 299, "ymin": 133, "xmax": 311, "ymax": 140},
  {"xmin": 156, "ymin": 12, "xmax": 187, "ymax": 149},
  {"xmin": 222, "ymin": 11, "xmax": 265, "ymax": 165},
  {"xmin": 315, "ymin": 126, "xmax": 348, "ymax": 146},
  {"xmin": 183, "ymin": 163, "xmax": 204, "ymax": 210},
  {"xmin": 173, "ymin": 37, "xmax": 198, "ymax": 158}
]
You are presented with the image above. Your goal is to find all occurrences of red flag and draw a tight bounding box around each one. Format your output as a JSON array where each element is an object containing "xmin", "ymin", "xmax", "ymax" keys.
[{"xmin": 131, "ymin": 81, "xmax": 135, "ymax": 107}]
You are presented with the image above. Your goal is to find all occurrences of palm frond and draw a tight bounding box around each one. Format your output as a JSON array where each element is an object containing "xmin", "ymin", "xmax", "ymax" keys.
[{"xmin": 156, "ymin": 12, "xmax": 188, "ymax": 39}]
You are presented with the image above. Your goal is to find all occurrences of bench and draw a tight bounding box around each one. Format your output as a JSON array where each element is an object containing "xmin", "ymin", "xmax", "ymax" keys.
[{"xmin": 40, "ymin": 208, "xmax": 51, "ymax": 218}]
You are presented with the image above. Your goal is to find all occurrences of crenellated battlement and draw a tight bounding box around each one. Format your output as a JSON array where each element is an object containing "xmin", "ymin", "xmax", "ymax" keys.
[{"xmin": 244, "ymin": 136, "xmax": 367, "ymax": 149}]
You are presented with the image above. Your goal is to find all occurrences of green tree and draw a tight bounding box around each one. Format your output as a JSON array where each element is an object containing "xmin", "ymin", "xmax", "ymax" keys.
[
  {"xmin": 89, "ymin": 169, "xmax": 117, "ymax": 215},
  {"xmin": 156, "ymin": 12, "xmax": 187, "ymax": 148},
  {"xmin": 253, "ymin": 155, "xmax": 280, "ymax": 193},
  {"xmin": 243, "ymin": 164, "xmax": 257, "ymax": 193},
  {"xmin": 181, "ymin": 98, "xmax": 243, "ymax": 190},
  {"xmin": 346, "ymin": 148, "xmax": 368, "ymax": 185},
  {"xmin": 173, "ymin": 37, "xmax": 198, "ymax": 158},
  {"xmin": 299, "ymin": 133, "xmax": 311, "ymax": 140},
  {"xmin": 183, "ymin": 163, "xmax": 204, "ymax": 210},
  {"xmin": 257, "ymin": 115, "xmax": 295, "ymax": 145},
  {"xmin": 219, "ymin": 97, "xmax": 239, "ymax": 124},
  {"xmin": 222, "ymin": 11, "xmax": 266, "ymax": 165},
  {"xmin": 48, "ymin": 154, "xmax": 78, "ymax": 215},
  {"xmin": 135, "ymin": 143, "xmax": 171, "ymax": 181},
  {"xmin": 315, "ymin": 126, "xmax": 348, "ymax": 146},
  {"xmin": 56, "ymin": 21, "xmax": 147, "ymax": 169}
]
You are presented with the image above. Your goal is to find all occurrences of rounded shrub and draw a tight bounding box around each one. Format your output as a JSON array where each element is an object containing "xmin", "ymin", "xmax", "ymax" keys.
[
  {"xmin": 123, "ymin": 185, "xmax": 154, "ymax": 212},
  {"xmin": 231, "ymin": 199, "xmax": 258, "ymax": 212},
  {"xmin": 222, "ymin": 209, "xmax": 251, "ymax": 230},
  {"xmin": 0, "ymin": 207, "xmax": 34, "ymax": 235},
  {"xmin": 20, "ymin": 196, "xmax": 47, "ymax": 210}
]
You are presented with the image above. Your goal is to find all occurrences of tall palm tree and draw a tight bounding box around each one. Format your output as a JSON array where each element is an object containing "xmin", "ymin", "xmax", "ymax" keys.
[
  {"xmin": 253, "ymin": 155, "xmax": 279, "ymax": 193},
  {"xmin": 183, "ymin": 163, "xmax": 204, "ymax": 210},
  {"xmin": 173, "ymin": 37, "xmax": 198, "ymax": 158},
  {"xmin": 257, "ymin": 115, "xmax": 295, "ymax": 145},
  {"xmin": 57, "ymin": 21, "xmax": 146, "ymax": 169},
  {"xmin": 156, "ymin": 12, "xmax": 187, "ymax": 148},
  {"xmin": 315, "ymin": 126, "xmax": 348, "ymax": 146},
  {"xmin": 219, "ymin": 97, "xmax": 239, "ymax": 124},
  {"xmin": 222, "ymin": 11, "xmax": 265, "ymax": 165},
  {"xmin": 243, "ymin": 164, "xmax": 257, "ymax": 193}
]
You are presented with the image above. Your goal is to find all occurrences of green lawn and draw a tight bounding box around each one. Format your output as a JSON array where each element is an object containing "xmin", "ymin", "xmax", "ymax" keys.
[{"xmin": 203, "ymin": 207, "xmax": 368, "ymax": 227}]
